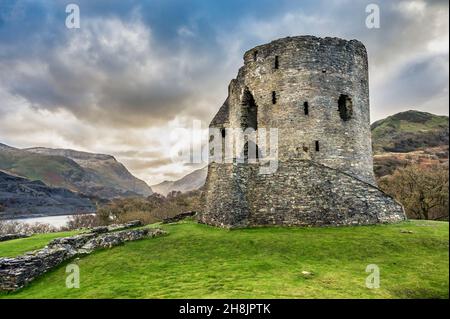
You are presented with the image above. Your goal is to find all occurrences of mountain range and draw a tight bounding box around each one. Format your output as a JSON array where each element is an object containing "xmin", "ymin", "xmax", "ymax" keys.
[
  {"xmin": 0, "ymin": 144, "xmax": 152, "ymax": 200},
  {"xmin": 151, "ymin": 166, "xmax": 207, "ymax": 196}
]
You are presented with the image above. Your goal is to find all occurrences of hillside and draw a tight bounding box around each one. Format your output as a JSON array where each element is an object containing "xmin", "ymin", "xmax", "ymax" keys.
[
  {"xmin": 371, "ymin": 111, "xmax": 449, "ymax": 178},
  {"xmin": 152, "ymin": 167, "xmax": 207, "ymax": 196},
  {"xmin": 371, "ymin": 110, "xmax": 449, "ymax": 154},
  {"xmin": 0, "ymin": 220, "xmax": 448, "ymax": 298},
  {"xmin": 0, "ymin": 144, "xmax": 152, "ymax": 199},
  {"xmin": 0, "ymin": 171, "xmax": 94, "ymax": 219},
  {"xmin": 373, "ymin": 145, "xmax": 449, "ymax": 177}
]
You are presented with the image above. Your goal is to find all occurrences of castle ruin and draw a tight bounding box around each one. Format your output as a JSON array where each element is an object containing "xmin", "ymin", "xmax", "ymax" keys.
[{"xmin": 199, "ymin": 36, "xmax": 406, "ymax": 228}]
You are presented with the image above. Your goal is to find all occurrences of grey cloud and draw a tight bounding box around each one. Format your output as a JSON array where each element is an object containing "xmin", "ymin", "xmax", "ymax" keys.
[
  {"xmin": 124, "ymin": 158, "xmax": 174, "ymax": 170},
  {"xmin": 0, "ymin": 17, "xmax": 225, "ymax": 128}
]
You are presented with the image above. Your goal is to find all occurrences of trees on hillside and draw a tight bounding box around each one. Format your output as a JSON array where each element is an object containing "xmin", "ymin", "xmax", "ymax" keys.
[{"xmin": 378, "ymin": 164, "xmax": 449, "ymax": 220}]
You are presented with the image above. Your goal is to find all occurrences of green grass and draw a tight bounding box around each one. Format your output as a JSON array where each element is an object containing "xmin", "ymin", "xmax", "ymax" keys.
[
  {"xmin": 0, "ymin": 230, "xmax": 79, "ymax": 258},
  {"xmin": 0, "ymin": 220, "xmax": 448, "ymax": 299}
]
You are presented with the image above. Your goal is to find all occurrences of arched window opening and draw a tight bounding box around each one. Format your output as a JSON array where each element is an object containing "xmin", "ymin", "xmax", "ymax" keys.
[
  {"xmin": 272, "ymin": 91, "xmax": 277, "ymax": 104},
  {"xmin": 274, "ymin": 56, "xmax": 279, "ymax": 69},
  {"xmin": 221, "ymin": 128, "xmax": 226, "ymax": 138},
  {"xmin": 338, "ymin": 94, "xmax": 353, "ymax": 121},
  {"xmin": 253, "ymin": 50, "xmax": 258, "ymax": 62},
  {"xmin": 315, "ymin": 141, "xmax": 320, "ymax": 152},
  {"xmin": 241, "ymin": 88, "xmax": 258, "ymax": 131}
]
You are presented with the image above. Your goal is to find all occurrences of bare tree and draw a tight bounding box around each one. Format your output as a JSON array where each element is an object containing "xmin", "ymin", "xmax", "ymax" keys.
[{"xmin": 378, "ymin": 164, "xmax": 449, "ymax": 220}]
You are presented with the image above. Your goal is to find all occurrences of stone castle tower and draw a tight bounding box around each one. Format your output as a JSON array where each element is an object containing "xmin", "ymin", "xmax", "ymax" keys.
[{"xmin": 199, "ymin": 36, "xmax": 406, "ymax": 228}]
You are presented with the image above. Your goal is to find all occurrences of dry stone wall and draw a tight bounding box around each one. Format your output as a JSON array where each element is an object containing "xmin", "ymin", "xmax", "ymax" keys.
[
  {"xmin": 0, "ymin": 234, "xmax": 30, "ymax": 242},
  {"xmin": 0, "ymin": 223, "xmax": 166, "ymax": 291}
]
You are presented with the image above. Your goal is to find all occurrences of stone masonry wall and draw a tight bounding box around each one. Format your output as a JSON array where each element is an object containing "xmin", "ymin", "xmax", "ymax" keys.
[
  {"xmin": 210, "ymin": 36, "xmax": 375, "ymax": 184},
  {"xmin": 200, "ymin": 160, "xmax": 405, "ymax": 228},
  {"xmin": 202, "ymin": 35, "xmax": 407, "ymax": 228}
]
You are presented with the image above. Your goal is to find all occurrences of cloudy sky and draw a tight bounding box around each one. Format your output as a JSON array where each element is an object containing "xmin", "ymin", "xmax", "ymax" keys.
[{"xmin": 0, "ymin": 0, "xmax": 448, "ymax": 185}]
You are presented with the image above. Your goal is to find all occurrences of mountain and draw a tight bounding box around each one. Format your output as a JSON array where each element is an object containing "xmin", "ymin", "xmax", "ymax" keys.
[
  {"xmin": 371, "ymin": 110, "xmax": 449, "ymax": 154},
  {"xmin": 0, "ymin": 170, "xmax": 95, "ymax": 219},
  {"xmin": 0, "ymin": 144, "xmax": 152, "ymax": 199},
  {"xmin": 371, "ymin": 110, "xmax": 449, "ymax": 177},
  {"xmin": 151, "ymin": 167, "xmax": 207, "ymax": 196}
]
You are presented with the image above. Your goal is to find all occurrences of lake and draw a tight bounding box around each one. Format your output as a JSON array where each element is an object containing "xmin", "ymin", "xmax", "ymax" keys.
[{"xmin": 6, "ymin": 215, "xmax": 82, "ymax": 228}]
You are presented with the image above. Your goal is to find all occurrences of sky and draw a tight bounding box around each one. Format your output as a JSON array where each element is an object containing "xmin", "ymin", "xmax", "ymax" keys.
[{"xmin": 0, "ymin": 0, "xmax": 448, "ymax": 185}]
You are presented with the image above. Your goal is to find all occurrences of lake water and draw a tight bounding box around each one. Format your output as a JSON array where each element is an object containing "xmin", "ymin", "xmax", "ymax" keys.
[{"xmin": 7, "ymin": 215, "xmax": 78, "ymax": 228}]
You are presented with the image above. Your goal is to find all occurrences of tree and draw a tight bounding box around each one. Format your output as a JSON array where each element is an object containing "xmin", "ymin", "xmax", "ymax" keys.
[{"xmin": 378, "ymin": 164, "xmax": 449, "ymax": 220}]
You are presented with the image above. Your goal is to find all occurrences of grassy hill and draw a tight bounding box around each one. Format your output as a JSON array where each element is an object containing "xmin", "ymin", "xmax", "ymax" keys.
[
  {"xmin": 0, "ymin": 220, "xmax": 448, "ymax": 299},
  {"xmin": 371, "ymin": 110, "xmax": 449, "ymax": 154}
]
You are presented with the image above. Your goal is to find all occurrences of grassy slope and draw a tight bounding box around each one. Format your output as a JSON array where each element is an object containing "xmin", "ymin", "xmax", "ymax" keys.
[{"xmin": 0, "ymin": 220, "xmax": 448, "ymax": 299}]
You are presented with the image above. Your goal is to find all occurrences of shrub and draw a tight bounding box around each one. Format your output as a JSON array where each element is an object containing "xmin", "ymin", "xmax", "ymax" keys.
[
  {"xmin": 95, "ymin": 190, "xmax": 203, "ymax": 225},
  {"xmin": 64, "ymin": 214, "xmax": 104, "ymax": 230},
  {"xmin": 0, "ymin": 220, "xmax": 58, "ymax": 235}
]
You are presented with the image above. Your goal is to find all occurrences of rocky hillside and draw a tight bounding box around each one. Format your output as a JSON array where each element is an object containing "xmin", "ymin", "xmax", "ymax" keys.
[
  {"xmin": 151, "ymin": 167, "xmax": 207, "ymax": 196},
  {"xmin": 0, "ymin": 144, "xmax": 152, "ymax": 199},
  {"xmin": 371, "ymin": 110, "xmax": 448, "ymax": 154},
  {"xmin": 372, "ymin": 111, "xmax": 449, "ymax": 178},
  {"xmin": 0, "ymin": 170, "xmax": 94, "ymax": 219}
]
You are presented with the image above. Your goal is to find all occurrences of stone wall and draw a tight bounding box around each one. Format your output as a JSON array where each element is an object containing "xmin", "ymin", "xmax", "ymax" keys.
[
  {"xmin": 0, "ymin": 234, "xmax": 30, "ymax": 242},
  {"xmin": 200, "ymin": 160, "xmax": 405, "ymax": 228},
  {"xmin": 90, "ymin": 220, "xmax": 143, "ymax": 234},
  {"xmin": 162, "ymin": 211, "xmax": 197, "ymax": 224},
  {"xmin": 0, "ymin": 224, "xmax": 166, "ymax": 291}
]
